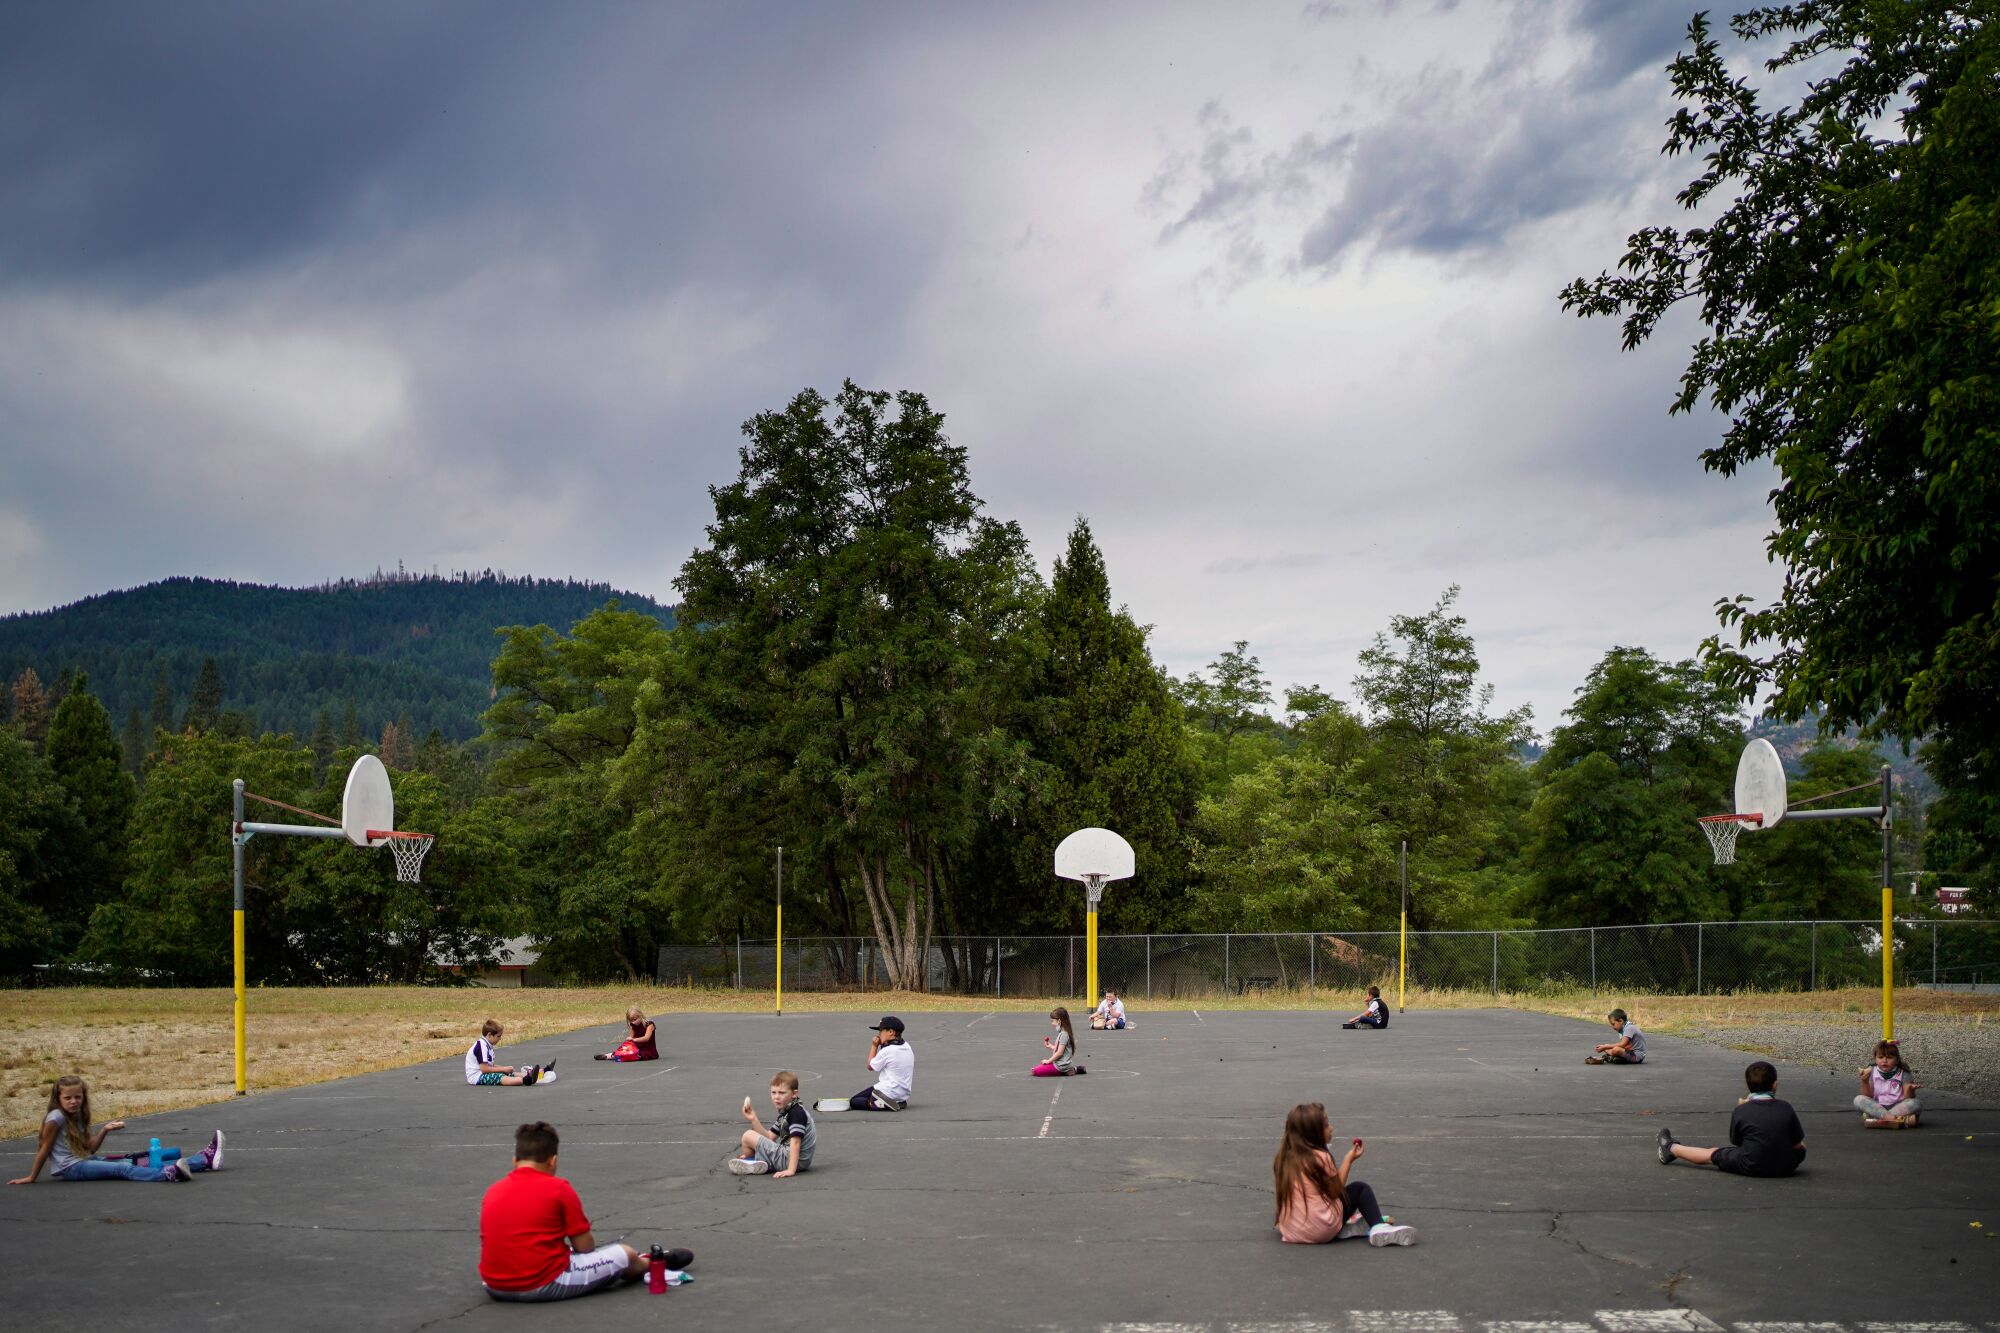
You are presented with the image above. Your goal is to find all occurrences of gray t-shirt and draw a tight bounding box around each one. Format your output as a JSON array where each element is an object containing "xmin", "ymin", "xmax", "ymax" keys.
[
  {"xmin": 1049, "ymin": 1028, "xmax": 1076, "ymax": 1072},
  {"xmin": 1621, "ymin": 1021, "xmax": 1647, "ymax": 1062},
  {"xmin": 45, "ymin": 1109, "xmax": 86, "ymax": 1176}
]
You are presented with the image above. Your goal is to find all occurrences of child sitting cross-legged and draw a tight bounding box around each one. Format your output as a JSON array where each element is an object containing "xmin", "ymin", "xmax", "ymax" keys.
[
  {"xmin": 728, "ymin": 1071, "xmax": 815, "ymax": 1176},
  {"xmin": 466, "ymin": 1019, "xmax": 553, "ymax": 1087},
  {"xmin": 479, "ymin": 1120, "xmax": 691, "ymax": 1302},
  {"xmin": 1853, "ymin": 1038, "xmax": 1922, "ymax": 1128}
]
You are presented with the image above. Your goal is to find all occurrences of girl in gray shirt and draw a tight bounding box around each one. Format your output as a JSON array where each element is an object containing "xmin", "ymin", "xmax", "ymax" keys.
[{"xmin": 1033, "ymin": 1007, "xmax": 1086, "ymax": 1076}]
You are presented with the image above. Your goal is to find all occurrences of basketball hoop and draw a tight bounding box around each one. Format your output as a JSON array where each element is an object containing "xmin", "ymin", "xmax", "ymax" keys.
[
  {"xmin": 1697, "ymin": 813, "xmax": 1760, "ymax": 866},
  {"xmin": 1082, "ymin": 873, "xmax": 1107, "ymax": 909},
  {"xmin": 376, "ymin": 831, "xmax": 435, "ymax": 883}
]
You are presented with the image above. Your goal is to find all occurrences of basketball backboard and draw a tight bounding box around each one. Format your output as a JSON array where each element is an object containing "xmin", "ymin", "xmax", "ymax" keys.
[
  {"xmin": 341, "ymin": 754, "xmax": 395, "ymax": 847},
  {"xmin": 1735, "ymin": 737, "xmax": 1788, "ymax": 828},
  {"xmin": 1055, "ymin": 827, "xmax": 1134, "ymax": 886}
]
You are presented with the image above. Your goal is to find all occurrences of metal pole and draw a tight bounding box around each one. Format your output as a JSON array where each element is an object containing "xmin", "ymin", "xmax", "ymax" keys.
[
  {"xmin": 1492, "ymin": 930, "xmax": 1499, "ymax": 997},
  {"xmin": 231, "ymin": 779, "xmax": 247, "ymax": 1096},
  {"xmin": 1225, "ymin": 933, "xmax": 1231, "ymax": 994},
  {"xmin": 1399, "ymin": 841, "xmax": 1409, "ymax": 1012},
  {"xmin": 775, "ymin": 846, "xmax": 783, "ymax": 1017},
  {"xmin": 736, "ymin": 936, "xmax": 742, "ymax": 991},
  {"xmin": 1810, "ymin": 922, "xmax": 1818, "ymax": 992},
  {"xmin": 1146, "ymin": 934, "xmax": 1152, "ymax": 1000},
  {"xmin": 1590, "ymin": 927, "xmax": 1598, "ymax": 996},
  {"xmin": 1696, "ymin": 922, "xmax": 1704, "ymax": 995},
  {"xmin": 1087, "ymin": 903, "xmax": 1099, "ymax": 1006},
  {"xmin": 1932, "ymin": 923, "xmax": 1938, "ymax": 985},
  {"xmin": 997, "ymin": 938, "xmax": 1004, "ymax": 997},
  {"xmin": 1308, "ymin": 932, "xmax": 1315, "ymax": 996},
  {"xmin": 1880, "ymin": 764, "xmax": 1894, "ymax": 1041}
]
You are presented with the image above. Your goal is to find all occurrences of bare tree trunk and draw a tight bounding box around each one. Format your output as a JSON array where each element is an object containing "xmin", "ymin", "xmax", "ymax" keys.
[{"xmin": 855, "ymin": 853, "xmax": 910, "ymax": 990}]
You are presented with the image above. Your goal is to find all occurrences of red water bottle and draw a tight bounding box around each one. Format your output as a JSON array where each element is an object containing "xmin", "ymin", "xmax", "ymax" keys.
[{"xmin": 647, "ymin": 1245, "xmax": 666, "ymax": 1294}]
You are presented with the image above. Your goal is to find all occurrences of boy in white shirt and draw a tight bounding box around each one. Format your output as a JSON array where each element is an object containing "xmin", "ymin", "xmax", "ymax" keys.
[
  {"xmin": 821, "ymin": 1016, "xmax": 914, "ymax": 1111},
  {"xmin": 465, "ymin": 1019, "xmax": 554, "ymax": 1086},
  {"xmin": 1090, "ymin": 991, "xmax": 1127, "ymax": 1030}
]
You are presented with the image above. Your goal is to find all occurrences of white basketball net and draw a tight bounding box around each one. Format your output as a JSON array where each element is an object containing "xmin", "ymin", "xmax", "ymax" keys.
[
  {"xmin": 1698, "ymin": 816, "xmax": 1757, "ymax": 866},
  {"xmin": 1083, "ymin": 874, "xmax": 1106, "ymax": 909},
  {"xmin": 385, "ymin": 834, "xmax": 434, "ymax": 883}
]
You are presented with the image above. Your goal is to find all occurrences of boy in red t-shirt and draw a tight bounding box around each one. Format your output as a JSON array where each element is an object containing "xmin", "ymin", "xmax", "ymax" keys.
[{"xmin": 478, "ymin": 1121, "xmax": 692, "ymax": 1302}]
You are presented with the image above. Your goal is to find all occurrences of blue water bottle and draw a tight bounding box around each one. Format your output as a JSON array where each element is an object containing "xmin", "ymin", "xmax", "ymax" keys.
[{"xmin": 148, "ymin": 1137, "xmax": 162, "ymax": 1168}]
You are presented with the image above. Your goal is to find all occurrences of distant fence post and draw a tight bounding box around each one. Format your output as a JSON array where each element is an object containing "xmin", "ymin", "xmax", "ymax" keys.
[
  {"xmin": 1810, "ymin": 922, "xmax": 1818, "ymax": 991},
  {"xmin": 997, "ymin": 939, "xmax": 1004, "ymax": 998},
  {"xmin": 735, "ymin": 936, "xmax": 742, "ymax": 991},
  {"xmin": 1590, "ymin": 928, "xmax": 1598, "ymax": 996},
  {"xmin": 1225, "ymin": 934, "xmax": 1232, "ymax": 994},
  {"xmin": 1308, "ymin": 932, "xmax": 1315, "ymax": 996},
  {"xmin": 1491, "ymin": 931, "xmax": 1499, "ymax": 997},
  {"xmin": 1932, "ymin": 923, "xmax": 1939, "ymax": 984},
  {"xmin": 1145, "ymin": 935, "xmax": 1153, "ymax": 1000},
  {"xmin": 1067, "ymin": 936, "xmax": 1074, "ymax": 997},
  {"xmin": 1696, "ymin": 922, "xmax": 1704, "ymax": 995}
]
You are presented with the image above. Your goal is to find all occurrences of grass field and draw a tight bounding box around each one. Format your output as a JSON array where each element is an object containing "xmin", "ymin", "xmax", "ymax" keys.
[{"xmin": 2, "ymin": 983, "xmax": 1993, "ymax": 1141}]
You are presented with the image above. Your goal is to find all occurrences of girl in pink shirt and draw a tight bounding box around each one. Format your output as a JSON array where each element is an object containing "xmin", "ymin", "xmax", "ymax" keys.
[
  {"xmin": 1853, "ymin": 1039, "xmax": 1922, "ymax": 1128},
  {"xmin": 1272, "ymin": 1102, "xmax": 1416, "ymax": 1247}
]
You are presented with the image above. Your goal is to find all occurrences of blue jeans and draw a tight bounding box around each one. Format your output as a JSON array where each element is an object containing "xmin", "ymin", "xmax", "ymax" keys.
[{"xmin": 60, "ymin": 1155, "xmax": 208, "ymax": 1182}]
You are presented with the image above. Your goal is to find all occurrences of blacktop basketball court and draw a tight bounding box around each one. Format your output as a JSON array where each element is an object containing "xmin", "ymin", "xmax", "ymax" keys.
[{"xmin": 2, "ymin": 1006, "xmax": 1996, "ymax": 1332}]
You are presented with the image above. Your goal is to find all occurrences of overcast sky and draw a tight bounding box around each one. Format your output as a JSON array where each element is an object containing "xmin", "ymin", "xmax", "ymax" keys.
[{"xmin": 0, "ymin": 1, "xmax": 1792, "ymax": 737}]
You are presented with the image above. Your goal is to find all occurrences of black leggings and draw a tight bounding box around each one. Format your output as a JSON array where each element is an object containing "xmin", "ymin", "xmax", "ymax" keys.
[{"xmin": 1339, "ymin": 1180, "xmax": 1385, "ymax": 1230}]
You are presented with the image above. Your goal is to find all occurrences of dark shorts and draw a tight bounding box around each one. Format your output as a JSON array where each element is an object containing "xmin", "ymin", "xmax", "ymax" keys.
[{"xmin": 1712, "ymin": 1145, "xmax": 1805, "ymax": 1178}]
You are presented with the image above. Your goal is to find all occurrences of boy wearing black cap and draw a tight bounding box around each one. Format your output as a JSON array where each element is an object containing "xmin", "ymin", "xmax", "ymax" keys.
[
  {"xmin": 1655, "ymin": 1061, "xmax": 1806, "ymax": 1177},
  {"xmin": 829, "ymin": 1016, "xmax": 914, "ymax": 1111}
]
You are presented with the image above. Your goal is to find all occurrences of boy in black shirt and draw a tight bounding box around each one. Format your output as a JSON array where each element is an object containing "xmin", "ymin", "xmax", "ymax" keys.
[{"xmin": 1655, "ymin": 1061, "xmax": 1806, "ymax": 1177}]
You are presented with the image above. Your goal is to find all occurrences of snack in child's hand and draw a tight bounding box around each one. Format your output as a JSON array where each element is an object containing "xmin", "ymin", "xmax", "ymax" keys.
[{"xmin": 743, "ymin": 1096, "xmax": 753, "ymax": 1114}]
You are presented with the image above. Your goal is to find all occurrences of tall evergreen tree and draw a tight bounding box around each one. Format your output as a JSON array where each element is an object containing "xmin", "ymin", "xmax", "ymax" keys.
[
  {"xmin": 148, "ymin": 662, "xmax": 175, "ymax": 736},
  {"xmin": 339, "ymin": 700, "xmax": 362, "ymax": 749},
  {"xmin": 1021, "ymin": 518, "xmax": 1199, "ymax": 932},
  {"xmin": 309, "ymin": 710, "xmax": 336, "ymax": 776},
  {"xmin": 183, "ymin": 657, "xmax": 224, "ymax": 733},
  {"xmin": 0, "ymin": 727, "xmax": 84, "ymax": 977},
  {"xmin": 121, "ymin": 708, "xmax": 147, "ymax": 781},
  {"xmin": 10, "ymin": 667, "xmax": 51, "ymax": 749},
  {"xmin": 44, "ymin": 674, "xmax": 138, "ymax": 949}
]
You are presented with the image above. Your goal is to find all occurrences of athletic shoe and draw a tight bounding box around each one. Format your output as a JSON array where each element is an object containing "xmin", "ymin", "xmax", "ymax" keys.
[
  {"xmin": 594, "ymin": 1053, "xmax": 611, "ymax": 1061},
  {"xmin": 541, "ymin": 1058, "xmax": 556, "ymax": 1072},
  {"xmin": 1905, "ymin": 1113, "xmax": 1920, "ymax": 1129},
  {"xmin": 1076, "ymin": 1066, "xmax": 1088, "ymax": 1075},
  {"xmin": 201, "ymin": 1130, "xmax": 225, "ymax": 1171},
  {"xmin": 1656, "ymin": 1128, "xmax": 1675, "ymax": 1165},
  {"xmin": 1368, "ymin": 1223, "xmax": 1417, "ymax": 1247},
  {"xmin": 727, "ymin": 1156, "xmax": 769, "ymax": 1174},
  {"xmin": 1338, "ymin": 1210, "xmax": 1369, "ymax": 1240},
  {"xmin": 662, "ymin": 1248, "xmax": 693, "ymax": 1270},
  {"xmin": 1584, "ymin": 1055, "xmax": 1605, "ymax": 1065},
  {"xmin": 166, "ymin": 1159, "xmax": 194, "ymax": 1182},
  {"xmin": 522, "ymin": 1066, "xmax": 540, "ymax": 1086}
]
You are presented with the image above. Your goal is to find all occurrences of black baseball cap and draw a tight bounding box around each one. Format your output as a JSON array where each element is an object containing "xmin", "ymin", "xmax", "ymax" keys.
[{"xmin": 869, "ymin": 1016, "xmax": 905, "ymax": 1033}]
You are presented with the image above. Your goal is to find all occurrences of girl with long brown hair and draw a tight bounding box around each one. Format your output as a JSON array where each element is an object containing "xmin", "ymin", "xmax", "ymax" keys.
[
  {"xmin": 1272, "ymin": 1102, "xmax": 1415, "ymax": 1246},
  {"xmin": 1032, "ymin": 1007, "xmax": 1086, "ymax": 1076},
  {"xmin": 8, "ymin": 1075, "xmax": 223, "ymax": 1184}
]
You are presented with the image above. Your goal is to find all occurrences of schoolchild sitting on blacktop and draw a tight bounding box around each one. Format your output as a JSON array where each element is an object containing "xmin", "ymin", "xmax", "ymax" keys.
[
  {"xmin": 1341, "ymin": 986, "xmax": 1389, "ymax": 1030},
  {"xmin": 1655, "ymin": 1060, "xmax": 1806, "ymax": 1177},
  {"xmin": 1090, "ymin": 990, "xmax": 1127, "ymax": 1030},
  {"xmin": 729, "ymin": 1071, "xmax": 816, "ymax": 1176},
  {"xmin": 820, "ymin": 1016, "xmax": 914, "ymax": 1111},
  {"xmin": 1584, "ymin": 1007, "xmax": 1645, "ymax": 1064}
]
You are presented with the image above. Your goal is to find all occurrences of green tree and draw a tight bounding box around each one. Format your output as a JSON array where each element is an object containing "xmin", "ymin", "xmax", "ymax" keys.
[
  {"xmin": 1563, "ymin": 4, "xmax": 2000, "ymax": 867},
  {"xmin": 44, "ymin": 674, "xmax": 138, "ymax": 948},
  {"xmin": 148, "ymin": 662, "xmax": 175, "ymax": 736},
  {"xmin": 183, "ymin": 657, "xmax": 224, "ymax": 733},
  {"xmin": 661, "ymin": 381, "xmax": 1041, "ymax": 988},
  {"xmin": 0, "ymin": 728, "xmax": 84, "ymax": 977},
  {"xmin": 309, "ymin": 710, "xmax": 336, "ymax": 777},
  {"xmin": 11, "ymin": 667, "xmax": 51, "ymax": 749},
  {"xmin": 121, "ymin": 708, "xmax": 147, "ymax": 781},
  {"xmin": 1352, "ymin": 587, "xmax": 1534, "ymax": 928},
  {"xmin": 1525, "ymin": 648, "xmax": 1742, "ymax": 926}
]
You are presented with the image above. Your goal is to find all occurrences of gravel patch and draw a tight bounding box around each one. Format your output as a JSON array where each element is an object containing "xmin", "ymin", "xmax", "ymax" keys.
[{"xmin": 1668, "ymin": 1012, "xmax": 2000, "ymax": 1103}]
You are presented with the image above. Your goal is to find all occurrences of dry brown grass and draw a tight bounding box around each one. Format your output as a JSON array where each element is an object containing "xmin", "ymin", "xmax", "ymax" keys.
[{"xmin": 4, "ymin": 983, "xmax": 1992, "ymax": 1141}]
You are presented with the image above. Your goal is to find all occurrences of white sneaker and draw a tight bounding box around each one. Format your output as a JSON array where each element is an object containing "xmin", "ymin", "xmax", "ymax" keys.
[
  {"xmin": 1368, "ymin": 1223, "xmax": 1417, "ymax": 1247},
  {"xmin": 726, "ymin": 1157, "xmax": 769, "ymax": 1175},
  {"xmin": 1337, "ymin": 1211, "xmax": 1369, "ymax": 1240},
  {"xmin": 203, "ymin": 1130, "xmax": 225, "ymax": 1171}
]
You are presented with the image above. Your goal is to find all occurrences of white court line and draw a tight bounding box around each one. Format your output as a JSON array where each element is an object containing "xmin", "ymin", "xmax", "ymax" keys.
[
  {"xmin": 967, "ymin": 1013, "xmax": 996, "ymax": 1027},
  {"xmin": 1038, "ymin": 1083, "xmax": 1063, "ymax": 1139},
  {"xmin": 601, "ymin": 1064, "xmax": 679, "ymax": 1092},
  {"xmin": 1191, "ymin": 1009, "xmax": 1204, "ymax": 1023}
]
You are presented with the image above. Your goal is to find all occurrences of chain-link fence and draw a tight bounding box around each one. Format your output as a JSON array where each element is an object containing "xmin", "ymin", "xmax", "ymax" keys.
[{"xmin": 663, "ymin": 919, "xmax": 2000, "ymax": 998}]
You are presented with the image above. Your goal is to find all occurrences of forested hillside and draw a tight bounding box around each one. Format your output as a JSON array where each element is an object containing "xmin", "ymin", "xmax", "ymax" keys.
[{"xmin": 0, "ymin": 573, "xmax": 675, "ymax": 742}]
